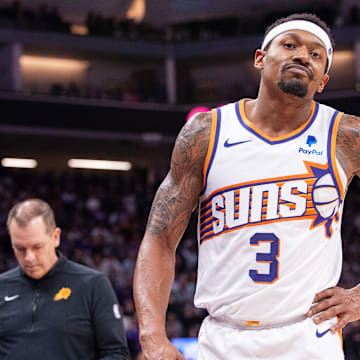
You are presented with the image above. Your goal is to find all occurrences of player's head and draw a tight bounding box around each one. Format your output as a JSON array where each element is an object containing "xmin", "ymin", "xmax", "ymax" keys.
[
  {"xmin": 255, "ymin": 13, "xmax": 334, "ymax": 98},
  {"xmin": 7, "ymin": 198, "xmax": 61, "ymax": 279},
  {"xmin": 263, "ymin": 13, "xmax": 335, "ymax": 73}
]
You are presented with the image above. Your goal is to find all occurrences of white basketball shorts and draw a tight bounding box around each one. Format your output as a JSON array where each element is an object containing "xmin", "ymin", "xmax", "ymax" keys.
[{"xmin": 197, "ymin": 316, "xmax": 344, "ymax": 360}]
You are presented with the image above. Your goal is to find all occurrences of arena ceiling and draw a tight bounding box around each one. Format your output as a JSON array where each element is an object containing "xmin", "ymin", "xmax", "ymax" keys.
[{"xmin": 3, "ymin": 0, "xmax": 338, "ymax": 25}]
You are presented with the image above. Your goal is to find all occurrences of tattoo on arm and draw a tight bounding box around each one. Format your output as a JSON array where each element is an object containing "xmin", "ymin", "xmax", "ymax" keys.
[
  {"xmin": 337, "ymin": 114, "xmax": 360, "ymax": 178},
  {"xmin": 146, "ymin": 113, "xmax": 212, "ymax": 242}
]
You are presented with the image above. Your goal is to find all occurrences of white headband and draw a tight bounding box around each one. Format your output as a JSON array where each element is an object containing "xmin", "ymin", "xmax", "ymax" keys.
[{"xmin": 261, "ymin": 20, "xmax": 333, "ymax": 73}]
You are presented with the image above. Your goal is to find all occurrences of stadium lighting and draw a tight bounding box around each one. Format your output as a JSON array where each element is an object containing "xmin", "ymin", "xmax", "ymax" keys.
[
  {"xmin": 68, "ymin": 159, "xmax": 132, "ymax": 171},
  {"xmin": 1, "ymin": 157, "xmax": 37, "ymax": 168},
  {"xmin": 70, "ymin": 24, "xmax": 89, "ymax": 36},
  {"xmin": 20, "ymin": 56, "xmax": 89, "ymax": 71},
  {"xmin": 126, "ymin": 0, "xmax": 145, "ymax": 23}
]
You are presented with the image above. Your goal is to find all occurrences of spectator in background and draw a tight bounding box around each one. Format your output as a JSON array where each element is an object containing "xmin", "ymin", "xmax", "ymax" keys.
[{"xmin": 0, "ymin": 198, "xmax": 129, "ymax": 360}]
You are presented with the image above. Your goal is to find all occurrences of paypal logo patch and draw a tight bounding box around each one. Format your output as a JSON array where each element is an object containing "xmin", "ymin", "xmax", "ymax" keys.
[
  {"xmin": 306, "ymin": 135, "xmax": 317, "ymax": 147},
  {"xmin": 298, "ymin": 148, "xmax": 323, "ymax": 156},
  {"xmin": 300, "ymin": 135, "xmax": 322, "ymax": 156}
]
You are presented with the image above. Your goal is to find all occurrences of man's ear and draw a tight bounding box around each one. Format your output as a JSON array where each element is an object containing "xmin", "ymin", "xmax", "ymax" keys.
[
  {"xmin": 53, "ymin": 227, "xmax": 61, "ymax": 248},
  {"xmin": 317, "ymin": 74, "xmax": 329, "ymax": 93},
  {"xmin": 254, "ymin": 49, "xmax": 266, "ymax": 70}
]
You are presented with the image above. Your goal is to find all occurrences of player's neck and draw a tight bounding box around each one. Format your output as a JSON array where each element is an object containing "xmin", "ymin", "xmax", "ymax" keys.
[{"xmin": 245, "ymin": 88, "xmax": 314, "ymax": 138}]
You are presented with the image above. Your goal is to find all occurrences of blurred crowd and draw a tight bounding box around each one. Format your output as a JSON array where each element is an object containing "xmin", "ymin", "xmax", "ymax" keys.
[
  {"xmin": 0, "ymin": 167, "xmax": 205, "ymax": 359},
  {"xmin": 0, "ymin": 167, "xmax": 360, "ymax": 358},
  {"xmin": 0, "ymin": 1, "xmax": 161, "ymax": 41},
  {"xmin": 1, "ymin": 1, "xmax": 359, "ymax": 106},
  {"xmin": 48, "ymin": 70, "xmax": 167, "ymax": 105},
  {"xmin": 0, "ymin": 1, "xmax": 360, "ymax": 42},
  {"xmin": 0, "ymin": 1, "xmax": 360, "ymax": 359},
  {"xmin": 0, "ymin": 1, "xmax": 69, "ymax": 32}
]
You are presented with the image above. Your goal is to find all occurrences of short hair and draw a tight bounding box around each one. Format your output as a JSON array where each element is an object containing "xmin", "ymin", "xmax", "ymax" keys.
[
  {"xmin": 7, "ymin": 198, "xmax": 56, "ymax": 234},
  {"xmin": 264, "ymin": 13, "xmax": 335, "ymax": 51}
]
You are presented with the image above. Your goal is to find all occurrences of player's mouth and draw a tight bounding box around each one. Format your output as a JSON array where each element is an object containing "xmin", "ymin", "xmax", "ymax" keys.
[{"xmin": 284, "ymin": 63, "xmax": 314, "ymax": 80}]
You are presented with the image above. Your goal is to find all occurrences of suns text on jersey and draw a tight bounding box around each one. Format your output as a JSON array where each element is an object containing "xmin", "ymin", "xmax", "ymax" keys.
[{"xmin": 199, "ymin": 161, "xmax": 340, "ymax": 244}]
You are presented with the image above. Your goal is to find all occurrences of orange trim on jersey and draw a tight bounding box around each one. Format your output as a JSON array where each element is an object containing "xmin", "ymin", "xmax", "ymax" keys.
[
  {"xmin": 336, "ymin": 316, "xmax": 344, "ymax": 356},
  {"xmin": 238, "ymin": 99, "xmax": 316, "ymax": 141},
  {"xmin": 201, "ymin": 161, "xmax": 322, "ymax": 209},
  {"xmin": 200, "ymin": 192, "xmax": 312, "ymax": 220},
  {"xmin": 200, "ymin": 207, "xmax": 212, "ymax": 220},
  {"xmin": 202, "ymin": 109, "xmax": 218, "ymax": 191},
  {"xmin": 246, "ymin": 321, "xmax": 260, "ymax": 327},
  {"xmin": 330, "ymin": 112, "xmax": 345, "ymax": 199},
  {"xmin": 200, "ymin": 160, "xmax": 339, "ymax": 244},
  {"xmin": 201, "ymin": 214, "xmax": 314, "ymax": 243},
  {"xmin": 338, "ymin": 330, "xmax": 343, "ymax": 352},
  {"xmin": 200, "ymin": 204, "xmax": 316, "ymax": 232}
]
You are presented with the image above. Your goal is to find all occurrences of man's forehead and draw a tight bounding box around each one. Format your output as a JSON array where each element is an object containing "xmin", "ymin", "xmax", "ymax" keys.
[
  {"xmin": 11, "ymin": 216, "xmax": 45, "ymax": 229},
  {"xmin": 9, "ymin": 218, "xmax": 49, "ymax": 239},
  {"xmin": 12, "ymin": 238, "xmax": 44, "ymax": 248},
  {"xmin": 274, "ymin": 30, "xmax": 326, "ymax": 49},
  {"xmin": 11, "ymin": 229, "xmax": 46, "ymax": 248}
]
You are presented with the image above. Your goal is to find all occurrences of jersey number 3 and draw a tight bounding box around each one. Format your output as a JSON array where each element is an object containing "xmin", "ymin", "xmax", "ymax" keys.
[{"xmin": 249, "ymin": 233, "xmax": 279, "ymax": 284}]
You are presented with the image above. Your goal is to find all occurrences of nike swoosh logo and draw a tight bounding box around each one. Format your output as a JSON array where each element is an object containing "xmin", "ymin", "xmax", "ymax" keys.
[
  {"xmin": 316, "ymin": 328, "xmax": 330, "ymax": 338},
  {"xmin": 4, "ymin": 295, "xmax": 19, "ymax": 302},
  {"xmin": 224, "ymin": 139, "xmax": 252, "ymax": 147}
]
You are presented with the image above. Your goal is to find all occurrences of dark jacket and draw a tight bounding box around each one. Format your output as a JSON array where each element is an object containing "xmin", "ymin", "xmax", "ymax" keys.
[{"xmin": 0, "ymin": 252, "xmax": 129, "ymax": 360}]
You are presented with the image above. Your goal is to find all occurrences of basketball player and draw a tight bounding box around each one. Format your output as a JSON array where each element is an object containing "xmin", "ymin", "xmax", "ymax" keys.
[{"xmin": 134, "ymin": 13, "xmax": 360, "ymax": 359}]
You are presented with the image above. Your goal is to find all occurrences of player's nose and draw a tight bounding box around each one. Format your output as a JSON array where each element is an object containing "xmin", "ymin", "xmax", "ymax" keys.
[{"xmin": 291, "ymin": 45, "xmax": 310, "ymax": 63}]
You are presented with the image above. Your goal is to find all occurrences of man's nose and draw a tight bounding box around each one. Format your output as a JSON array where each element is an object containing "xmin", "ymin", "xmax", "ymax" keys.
[{"xmin": 24, "ymin": 250, "xmax": 35, "ymax": 262}]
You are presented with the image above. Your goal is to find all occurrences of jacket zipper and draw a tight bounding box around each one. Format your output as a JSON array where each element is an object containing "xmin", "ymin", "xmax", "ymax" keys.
[{"xmin": 31, "ymin": 286, "xmax": 40, "ymax": 332}]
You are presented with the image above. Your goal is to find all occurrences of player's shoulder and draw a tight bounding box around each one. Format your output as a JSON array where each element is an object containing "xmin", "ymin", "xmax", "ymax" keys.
[
  {"xmin": 316, "ymin": 100, "xmax": 360, "ymax": 132},
  {"xmin": 338, "ymin": 112, "xmax": 360, "ymax": 129},
  {"xmin": 173, "ymin": 109, "xmax": 213, "ymax": 154},
  {"xmin": 186, "ymin": 102, "xmax": 234, "ymax": 129},
  {"xmin": 186, "ymin": 109, "xmax": 213, "ymax": 133},
  {"xmin": 337, "ymin": 112, "xmax": 360, "ymax": 143},
  {"xmin": 180, "ymin": 103, "xmax": 231, "ymax": 144},
  {"xmin": 171, "ymin": 103, "xmax": 233, "ymax": 171},
  {"xmin": 335, "ymin": 112, "xmax": 360, "ymax": 178}
]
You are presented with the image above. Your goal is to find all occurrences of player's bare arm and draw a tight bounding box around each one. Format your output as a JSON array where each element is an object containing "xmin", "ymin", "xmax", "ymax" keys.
[
  {"xmin": 133, "ymin": 112, "xmax": 212, "ymax": 360},
  {"xmin": 335, "ymin": 114, "xmax": 360, "ymax": 179},
  {"xmin": 307, "ymin": 113, "xmax": 360, "ymax": 332}
]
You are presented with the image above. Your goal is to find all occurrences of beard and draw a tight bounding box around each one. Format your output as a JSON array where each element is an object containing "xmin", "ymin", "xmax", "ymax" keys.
[{"xmin": 277, "ymin": 78, "xmax": 308, "ymax": 98}]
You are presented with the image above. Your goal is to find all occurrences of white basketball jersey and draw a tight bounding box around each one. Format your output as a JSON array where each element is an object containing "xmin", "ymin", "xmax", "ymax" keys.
[{"xmin": 194, "ymin": 99, "xmax": 347, "ymax": 327}]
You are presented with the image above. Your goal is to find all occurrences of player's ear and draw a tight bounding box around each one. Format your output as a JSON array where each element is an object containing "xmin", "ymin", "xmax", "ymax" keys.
[
  {"xmin": 317, "ymin": 74, "xmax": 329, "ymax": 93},
  {"xmin": 254, "ymin": 49, "xmax": 265, "ymax": 70}
]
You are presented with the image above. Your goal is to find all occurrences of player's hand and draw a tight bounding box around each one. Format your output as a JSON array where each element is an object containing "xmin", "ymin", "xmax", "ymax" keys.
[
  {"xmin": 306, "ymin": 285, "xmax": 360, "ymax": 333},
  {"xmin": 140, "ymin": 334, "xmax": 185, "ymax": 360}
]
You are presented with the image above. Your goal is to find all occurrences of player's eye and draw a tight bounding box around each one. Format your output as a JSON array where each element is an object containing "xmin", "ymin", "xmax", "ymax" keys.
[
  {"xmin": 311, "ymin": 51, "xmax": 321, "ymax": 58},
  {"xmin": 284, "ymin": 42, "xmax": 296, "ymax": 49}
]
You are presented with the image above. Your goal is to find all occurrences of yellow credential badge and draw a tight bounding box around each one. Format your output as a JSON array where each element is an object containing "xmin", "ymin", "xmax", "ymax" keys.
[{"xmin": 54, "ymin": 287, "xmax": 71, "ymax": 301}]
